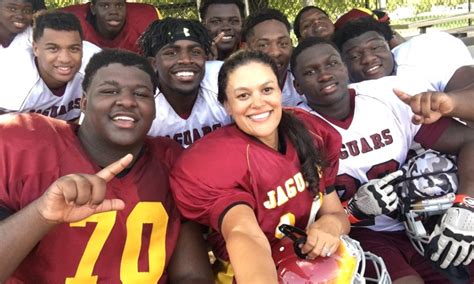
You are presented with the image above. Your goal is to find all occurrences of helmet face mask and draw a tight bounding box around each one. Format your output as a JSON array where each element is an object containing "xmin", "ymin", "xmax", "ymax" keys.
[
  {"xmin": 274, "ymin": 226, "xmax": 391, "ymax": 283},
  {"xmin": 403, "ymin": 193, "xmax": 455, "ymax": 255},
  {"xmin": 396, "ymin": 150, "xmax": 458, "ymax": 255}
]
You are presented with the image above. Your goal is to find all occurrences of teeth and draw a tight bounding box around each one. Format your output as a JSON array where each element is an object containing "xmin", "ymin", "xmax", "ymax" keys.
[
  {"xmin": 176, "ymin": 71, "xmax": 194, "ymax": 77},
  {"xmin": 58, "ymin": 67, "xmax": 71, "ymax": 71},
  {"xmin": 108, "ymin": 20, "xmax": 121, "ymax": 26},
  {"xmin": 322, "ymin": 84, "xmax": 336, "ymax": 91},
  {"xmin": 113, "ymin": 116, "xmax": 135, "ymax": 122},
  {"xmin": 250, "ymin": 112, "xmax": 270, "ymax": 120},
  {"xmin": 222, "ymin": 36, "xmax": 232, "ymax": 40},
  {"xmin": 13, "ymin": 22, "xmax": 25, "ymax": 28},
  {"xmin": 367, "ymin": 66, "xmax": 379, "ymax": 72}
]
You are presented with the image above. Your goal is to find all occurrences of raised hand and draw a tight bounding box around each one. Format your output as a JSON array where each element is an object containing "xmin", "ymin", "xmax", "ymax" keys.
[
  {"xmin": 393, "ymin": 88, "xmax": 454, "ymax": 125},
  {"xmin": 208, "ymin": 32, "xmax": 225, "ymax": 60},
  {"xmin": 34, "ymin": 154, "xmax": 133, "ymax": 224}
]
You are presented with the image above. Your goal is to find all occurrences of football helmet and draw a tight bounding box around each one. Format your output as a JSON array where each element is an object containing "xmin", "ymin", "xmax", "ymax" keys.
[
  {"xmin": 396, "ymin": 150, "xmax": 458, "ymax": 255},
  {"xmin": 274, "ymin": 225, "xmax": 391, "ymax": 283}
]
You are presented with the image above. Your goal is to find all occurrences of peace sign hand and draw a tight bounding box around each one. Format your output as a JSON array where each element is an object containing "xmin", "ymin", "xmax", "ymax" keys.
[{"xmin": 34, "ymin": 154, "xmax": 133, "ymax": 224}]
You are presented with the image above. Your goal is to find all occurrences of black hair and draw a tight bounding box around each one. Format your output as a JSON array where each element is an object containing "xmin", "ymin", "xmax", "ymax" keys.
[
  {"xmin": 82, "ymin": 49, "xmax": 158, "ymax": 92},
  {"xmin": 139, "ymin": 18, "xmax": 213, "ymax": 57},
  {"xmin": 333, "ymin": 16, "xmax": 392, "ymax": 51},
  {"xmin": 32, "ymin": 10, "xmax": 83, "ymax": 41},
  {"xmin": 290, "ymin": 36, "xmax": 340, "ymax": 75},
  {"xmin": 32, "ymin": 0, "xmax": 46, "ymax": 12},
  {"xmin": 199, "ymin": 0, "xmax": 245, "ymax": 19},
  {"xmin": 242, "ymin": 8, "xmax": 291, "ymax": 43},
  {"xmin": 293, "ymin": 6, "xmax": 329, "ymax": 39},
  {"xmin": 218, "ymin": 50, "xmax": 325, "ymax": 194}
]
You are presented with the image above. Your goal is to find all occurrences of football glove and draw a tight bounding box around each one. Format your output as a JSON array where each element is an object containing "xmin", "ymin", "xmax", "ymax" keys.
[
  {"xmin": 346, "ymin": 170, "xmax": 403, "ymax": 222},
  {"xmin": 429, "ymin": 195, "xmax": 474, "ymax": 269}
]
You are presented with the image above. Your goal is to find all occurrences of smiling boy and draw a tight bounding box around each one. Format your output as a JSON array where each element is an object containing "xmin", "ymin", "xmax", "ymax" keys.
[
  {"xmin": 0, "ymin": 10, "xmax": 100, "ymax": 120},
  {"xmin": 0, "ymin": 48, "xmax": 213, "ymax": 283},
  {"xmin": 139, "ymin": 18, "xmax": 232, "ymax": 148},
  {"xmin": 62, "ymin": 0, "xmax": 159, "ymax": 53}
]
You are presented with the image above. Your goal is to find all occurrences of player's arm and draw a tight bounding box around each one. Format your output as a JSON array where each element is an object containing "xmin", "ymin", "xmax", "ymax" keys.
[
  {"xmin": 221, "ymin": 204, "xmax": 277, "ymax": 284},
  {"xmin": 0, "ymin": 155, "xmax": 131, "ymax": 281},
  {"xmin": 444, "ymin": 65, "xmax": 474, "ymax": 93},
  {"xmin": 0, "ymin": 197, "xmax": 58, "ymax": 281},
  {"xmin": 430, "ymin": 121, "xmax": 474, "ymax": 196},
  {"xmin": 301, "ymin": 191, "xmax": 350, "ymax": 259},
  {"xmin": 167, "ymin": 221, "xmax": 214, "ymax": 284},
  {"xmin": 425, "ymin": 122, "xmax": 474, "ymax": 268}
]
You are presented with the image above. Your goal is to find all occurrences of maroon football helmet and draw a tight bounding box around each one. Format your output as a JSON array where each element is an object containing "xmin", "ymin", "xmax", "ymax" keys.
[{"xmin": 273, "ymin": 225, "xmax": 391, "ymax": 283}]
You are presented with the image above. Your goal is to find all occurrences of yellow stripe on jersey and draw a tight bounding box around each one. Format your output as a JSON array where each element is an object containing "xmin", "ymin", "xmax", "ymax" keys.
[{"xmin": 214, "ymin": 258, "xmax": 235, "ymax": 284}]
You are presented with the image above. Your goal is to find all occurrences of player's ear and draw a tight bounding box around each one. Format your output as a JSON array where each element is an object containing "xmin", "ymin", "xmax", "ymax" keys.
[
  {"xmin": 293, "ymin": 78, "xmax": 302, "ymax": 96},
  {"xmin": 90, "ymin": 3, "xmax": 96, "ymax": 16},
  {"xmin": 147, "ymin": 56, "xmax": 158, "ymax": 72},
  {"xmin": 32, "ymin": 41, "xmax": 39, "ymax": 57},
  {"xmin": 80, "ymin": 91, "xmax": 88, "ymax": 112}
]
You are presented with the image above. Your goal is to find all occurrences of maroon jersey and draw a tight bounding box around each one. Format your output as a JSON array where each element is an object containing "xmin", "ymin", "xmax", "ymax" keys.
[
  {"xmin": 0, "ymin": 114, "xmax": 182, "ymax": 283},
  {"xmin": 170, "ymin": 108, "xmax": 341, "ymax": 260},
  {"xmin": 61, "ymin": 2, "xmax": 159, "ymax": 53}
]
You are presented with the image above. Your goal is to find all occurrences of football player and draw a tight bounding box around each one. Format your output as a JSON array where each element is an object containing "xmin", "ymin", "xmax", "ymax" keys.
[
  {"xmin": 333, "ymin": 16, "xmax": 474, "ymax": 93},
  {"xmin": 61, "ymin": 0, "xmax": 159, "ymax": 53},
  {"xmin": 139, "ymin": 18, "xmax": 232, "ymax": 148},
  {"xmin": 242, "ymin": 8, "xmax": 306, "ymax": 107},
  {"xmin": 293, "ymin": 5, "xmax": 334, "ymax": 41},
  {"xmin": 0, "ymin": 0, "xmax": 33, "ymax": 50},
  {"xmin": 291, "ymin": 36, "xmax": 474, "ymax": 283},
  {"xmin": 171, "ymin": 50, "xmax": 350, "ymax": 283},
  {"xmin": 0, "ymin": 49, "xmax": 213, "ymax": 283},
  {"xmin": 0, "ymin": 10, "xmax": 101, "ymax": 121},
  {"xmin": 200, "ymin": 0, "xmax": 245, "ymax": 61}
]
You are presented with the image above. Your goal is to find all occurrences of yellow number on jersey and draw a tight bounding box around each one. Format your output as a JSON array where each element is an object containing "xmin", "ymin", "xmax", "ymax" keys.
[
  {"xmin": 274, "ymin": 212, "xmax": 295, "ymax": 239},
  {"xmin": 66, "ymin": 202, "xmax": 168, "ymax": 283}
]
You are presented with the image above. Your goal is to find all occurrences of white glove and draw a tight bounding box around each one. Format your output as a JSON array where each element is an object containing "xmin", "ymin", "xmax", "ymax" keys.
[
  {"xmin": 429, "ymin": 206, "xmax": 474, "ymax": 268},
  {"xmin": 347, "ymin": 170, "xmax": 403, "ymax": 218}
]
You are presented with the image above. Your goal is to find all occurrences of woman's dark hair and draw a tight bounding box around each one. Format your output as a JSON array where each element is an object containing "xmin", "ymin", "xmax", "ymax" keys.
[
  {"xmin": 218, "ymin": 50, "xmax": 325, "ymax": 194},
  {"xmin": 293, "ymin": 5, "xmax": 329, "ymax": 39}
]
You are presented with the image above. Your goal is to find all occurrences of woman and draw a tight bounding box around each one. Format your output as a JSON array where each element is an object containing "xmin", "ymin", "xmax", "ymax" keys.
[{"xmin": 170, "ymin": 50, "xmax": 349, "ymax": 283}]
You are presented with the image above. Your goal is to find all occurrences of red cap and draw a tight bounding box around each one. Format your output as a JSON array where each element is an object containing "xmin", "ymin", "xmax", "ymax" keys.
[{"xmin": 335, "ymin": 7, "xmax": 377, "ymax": 30}]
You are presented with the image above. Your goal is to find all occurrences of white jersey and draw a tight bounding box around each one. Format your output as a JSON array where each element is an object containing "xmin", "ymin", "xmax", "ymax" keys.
[
  {"xmin": 392, "ymin": 31, "xmax": 473, "ymax": 91},
  {"xmin": 282, "ymin": 69, "xmax": 306, "ymax": 107},
  {"xmin": 0, "ymin": 40, "xmax": 101, "ymax": 121},
  {"xmin": 301, "ymin": 76, "xmax": 447, "ymax": 232},
  {"xmin": 148, "ymin": 61, "xmax": 232, "ymax": 148},
  {"xmin": 0, "ymin": 27, "xmax": 32, "ymax": 52}
]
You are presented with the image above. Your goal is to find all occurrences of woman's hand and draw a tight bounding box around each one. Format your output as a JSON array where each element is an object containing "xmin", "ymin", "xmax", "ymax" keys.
[{"xmin": 300, "ymin": 220, "xmax": 341, "ymax": 259}]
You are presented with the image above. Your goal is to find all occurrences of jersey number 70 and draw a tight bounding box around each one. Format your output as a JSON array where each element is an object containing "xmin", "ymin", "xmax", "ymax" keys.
[{"xmin": 66, "ymin": 202, "xmax": 168, "ymax": 283}]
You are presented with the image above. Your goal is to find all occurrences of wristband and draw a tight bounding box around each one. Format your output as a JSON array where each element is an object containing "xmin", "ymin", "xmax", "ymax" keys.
[{"xmin": 343, "ymin": 200, "xmax": 367, "ymax": 224}]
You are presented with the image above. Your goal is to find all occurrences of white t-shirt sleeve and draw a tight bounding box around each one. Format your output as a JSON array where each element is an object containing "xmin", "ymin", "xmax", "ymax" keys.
[{"xmin": 392, "ymin": 31, "xmax": 473, "ymax": 91}]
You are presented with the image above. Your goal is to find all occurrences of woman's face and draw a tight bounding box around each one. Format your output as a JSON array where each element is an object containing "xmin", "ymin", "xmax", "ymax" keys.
[{"xmin": 224, "ymin": 61, "xmax": 282, "ymax": 149}]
